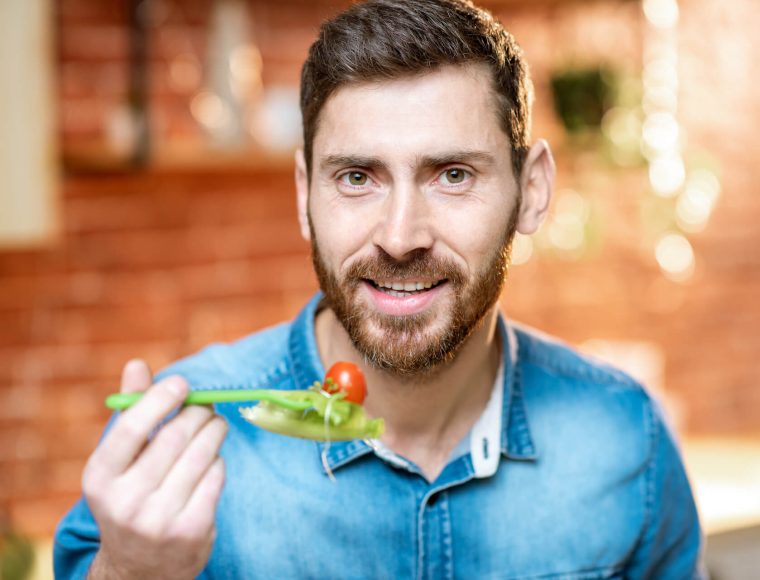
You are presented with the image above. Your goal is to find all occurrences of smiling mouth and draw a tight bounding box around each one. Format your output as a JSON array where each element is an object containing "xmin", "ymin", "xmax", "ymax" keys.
[{"xmin": 365, "ymin": 279, "xmax": 446, "ymax": 297}]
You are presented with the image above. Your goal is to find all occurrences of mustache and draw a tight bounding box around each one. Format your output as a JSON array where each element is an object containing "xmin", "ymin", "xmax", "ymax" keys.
[{"xmin": 343, "ymin": 249, "xmax": 466, "ymax": 286}]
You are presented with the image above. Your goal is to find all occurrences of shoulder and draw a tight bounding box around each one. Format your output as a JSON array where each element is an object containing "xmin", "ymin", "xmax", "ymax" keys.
[
  {"xmin": 512, "ymin": 322, "xmax": 648, "ymax": 409},
  {"xmin": 513, "ymin": 323, "xmax": 642, "ymax": 391},
  {"xmin": 510, "ymin": 323, "xmax": 661, "ymax": 470},
  {"xmin": 155, "ymin": 321, "xmax": 293, "ymax": 390},
  {"xmin": 505, "ymin": 324, "xmax": 702, "ymax": 574}
]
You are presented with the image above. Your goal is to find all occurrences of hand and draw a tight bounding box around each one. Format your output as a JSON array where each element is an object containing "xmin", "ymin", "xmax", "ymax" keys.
[{"xmin": 83, "ymin": 359, "xmax": 228, "ymax": 579}]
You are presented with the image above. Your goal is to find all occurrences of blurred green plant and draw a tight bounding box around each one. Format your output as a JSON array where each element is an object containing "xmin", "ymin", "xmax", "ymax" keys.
[
  {"xmin": 0, "ymin": 518, "xmax": 35, "ymax": 580},
  {"xmin": 550, "ymin": 66, "xmax": 618, "ymax": 134},
  {"xmin": 543, "ymin": 54, "xmax": 722, "ymax": 281}
]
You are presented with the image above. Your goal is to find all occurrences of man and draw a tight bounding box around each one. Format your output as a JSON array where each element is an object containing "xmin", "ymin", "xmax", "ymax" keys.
[{"xmin": 55, "ymin": 0, "xmax": 705, "ymax": 577}]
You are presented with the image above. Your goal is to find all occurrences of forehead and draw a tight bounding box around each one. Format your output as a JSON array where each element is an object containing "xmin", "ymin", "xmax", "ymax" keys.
[{"xmin": 313, "ymin": 64, "xmax": 511, "ymax": 165}]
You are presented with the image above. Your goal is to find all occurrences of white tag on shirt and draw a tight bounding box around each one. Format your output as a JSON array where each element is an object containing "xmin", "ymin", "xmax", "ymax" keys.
[{"xmin": 469, "ymin": 360, "xmax": 504, "ymax": 478}]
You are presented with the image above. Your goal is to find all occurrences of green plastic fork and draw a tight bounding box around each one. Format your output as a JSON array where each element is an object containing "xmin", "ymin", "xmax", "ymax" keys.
[{"xmin": 105, "ymin": 389, "xmax": 313, "ymax": 412}]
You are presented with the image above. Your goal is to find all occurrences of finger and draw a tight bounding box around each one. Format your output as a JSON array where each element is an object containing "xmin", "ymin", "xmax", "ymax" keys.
[
  {"xmin": 93, "ymin": 375, "xmax": 189, "ymax": 476},
  {"xmin": 170, "ymin": 457, "xmax": 225, "ymax": 538},
  {"xmin": 154, "ymin": 417, "xmax": 228, "ymax": 517},
  {"xmin": 120, "ymin": 359, "xmax": 153, "ymax": 394},
  {"xmin": 123, "ymin": 404, "xmax": 215, "ymax": 492}
]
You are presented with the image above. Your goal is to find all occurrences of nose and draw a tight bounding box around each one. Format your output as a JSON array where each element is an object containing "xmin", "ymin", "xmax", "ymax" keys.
[{"xmin": 371, "ymin": 183, "xmax": 434, "ymax": 261}]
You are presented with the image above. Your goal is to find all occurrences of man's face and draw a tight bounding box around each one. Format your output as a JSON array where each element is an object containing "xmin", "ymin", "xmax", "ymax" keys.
[{"xmin": 302, "ymin": 64, "xmax": 522, "ymax": 377}]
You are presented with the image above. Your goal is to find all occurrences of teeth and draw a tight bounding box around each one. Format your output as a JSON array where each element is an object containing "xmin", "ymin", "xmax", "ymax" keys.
[{"xmin": 376, "ymin": 280, "xmax": 440, "ymax": 292}]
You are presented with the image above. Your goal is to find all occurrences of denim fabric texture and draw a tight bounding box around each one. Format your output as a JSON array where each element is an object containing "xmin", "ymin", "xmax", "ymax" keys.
[{"xmin": 54, "ymin": 293, "xmax": 705, "ymax": 579}]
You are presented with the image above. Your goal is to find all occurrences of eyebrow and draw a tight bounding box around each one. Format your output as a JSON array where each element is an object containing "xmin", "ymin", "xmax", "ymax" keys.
[
  {"xmin": 320, "ymin": 155, "xmax": 386, "ymax": 173},
  {"xmin": 318, "ymin": 150, "xmax": 497, "ymax": 173},
  {"xmin": 417, "ymin": 150, "xmax": 496, "ymax": 169}
]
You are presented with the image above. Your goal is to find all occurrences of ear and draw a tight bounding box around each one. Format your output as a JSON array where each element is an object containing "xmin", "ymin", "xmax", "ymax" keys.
[
  {"xmin": 294, "ymin": 148, "xmax": 311, "ymax": 241},
  {"xmin": 516, "ymin": 139, "xmax": 555, "ymax": 235}
]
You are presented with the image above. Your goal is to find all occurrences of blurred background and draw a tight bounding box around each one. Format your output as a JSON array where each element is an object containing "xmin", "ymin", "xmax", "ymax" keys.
[{"xmin": 0, "ymin": 0, "xmax": 758, "ymax": 578}]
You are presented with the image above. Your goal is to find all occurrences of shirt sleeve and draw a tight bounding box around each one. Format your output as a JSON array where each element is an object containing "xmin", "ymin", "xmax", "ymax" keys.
[
  {"xmin": 54, "ymin": 495, "xmax": 100, "ymax": 578},
  {"xmin": 625, "ymin": 399, "xmax": 707, "ymax": 579},
  {"xmin": 53, "ymin": 413, "xmax": 119, "ymax": 578}
]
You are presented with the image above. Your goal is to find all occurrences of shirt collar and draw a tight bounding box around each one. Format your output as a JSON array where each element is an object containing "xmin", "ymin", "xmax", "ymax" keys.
[
  {"xmin": 499, "ymin": 317, "xmax": 538, "ymax": 461},
  {"xmin": 286, "ymin": 292, "xmax": 537, "ymax": 476}
]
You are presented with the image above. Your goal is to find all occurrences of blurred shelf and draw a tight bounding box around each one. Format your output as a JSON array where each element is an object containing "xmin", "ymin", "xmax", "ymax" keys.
[{"xmin": 62, "ymin": 142, "xmax": 296, "ymax": 176}]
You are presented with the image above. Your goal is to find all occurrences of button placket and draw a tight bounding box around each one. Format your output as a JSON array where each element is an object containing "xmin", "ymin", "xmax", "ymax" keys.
[{"xmin": 419, "ymin": 491, "xmax": 454, "ymax": 580}]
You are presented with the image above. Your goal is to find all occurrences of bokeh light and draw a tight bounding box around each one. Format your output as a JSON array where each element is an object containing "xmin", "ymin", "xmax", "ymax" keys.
[
  {"xmin": 675, "ymin": 169, "xmax": 721, "ymax": 232},
  {"xmin": 655, "ymin": 232, "xmax": 695, "ymax": 281},
  {"xmin": 643, "ymin": 0, "xmax": 680, "ymax": 29},
  {"xmin": 547, "ymin": 190, "xmax": 590, "ymax": 255},
  {"xmin": 642, "ymin": 111, "xmax": 680, "ymax": 154},
  {"xmin": 601, "ymin": 106, "xmax": 642, "ymax": 157},
  {"xmin": 511, "ymin": 233, "xmax": 533, "ymax": 266},
  {"xmin": 648, "ymin": 153, "xmax": 686, "ymax": 196},
  {"xmin": 190, "ymin": 90, "xmax": 231, "ymax": 131},
  {"xmin": 229, "ymin": 44, "xmax": 263, "ymax": 100}
]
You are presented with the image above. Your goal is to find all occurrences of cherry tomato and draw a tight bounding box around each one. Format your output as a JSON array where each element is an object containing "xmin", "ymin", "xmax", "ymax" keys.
[{"xmin": 322, "ymin": 362, "xmax": 367, "ymax": 404}]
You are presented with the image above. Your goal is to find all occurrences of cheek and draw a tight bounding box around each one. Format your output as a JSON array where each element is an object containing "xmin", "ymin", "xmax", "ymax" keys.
[
  {"xmin": 436, "ymin": 202, "xmax": 514, "ymax": 265},
  {"xmin": 310, "ymin": 199, "xmax": 371, "ymax": 265}
]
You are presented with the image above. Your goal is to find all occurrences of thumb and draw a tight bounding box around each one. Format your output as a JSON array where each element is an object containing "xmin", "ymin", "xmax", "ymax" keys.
[{"xmin": 120, "ymin": 358, "xmax": 153, "ymax": 394}]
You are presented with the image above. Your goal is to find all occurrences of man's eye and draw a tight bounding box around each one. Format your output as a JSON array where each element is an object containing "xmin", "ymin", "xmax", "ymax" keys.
[
  {"xmin": 440, "ymin": 168, "xmax": 470, "ymax": 185},
  {"xmin": 340, "ymin": 171, "xmax": 369, "ymax": 186}
]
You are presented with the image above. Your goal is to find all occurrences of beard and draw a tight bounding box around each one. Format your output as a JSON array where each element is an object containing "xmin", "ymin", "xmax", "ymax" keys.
[{"xmin": 310, "ymin": 204, "xmax": 520, "ymax": 379}]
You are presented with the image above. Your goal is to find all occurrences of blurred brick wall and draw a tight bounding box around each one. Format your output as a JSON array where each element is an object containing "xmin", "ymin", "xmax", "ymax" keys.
[
  {"xmin": 1, "ymin": 0, "xmax": 758, "ymax": 538},
  {"xmin": 0, "ymin": 170, "xmax": 318, "ymax": 536}
]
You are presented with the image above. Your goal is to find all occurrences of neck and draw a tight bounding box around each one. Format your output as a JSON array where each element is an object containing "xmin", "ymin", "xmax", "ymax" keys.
[{"xmin": 314, "ymin": 306, "xmax": 502, "ymax": 481}]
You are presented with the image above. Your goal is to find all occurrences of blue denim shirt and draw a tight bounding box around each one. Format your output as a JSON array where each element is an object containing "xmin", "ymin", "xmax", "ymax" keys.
[{"xmin": 55, "ymin": 293, "xmax": 705, "ymax": 579}]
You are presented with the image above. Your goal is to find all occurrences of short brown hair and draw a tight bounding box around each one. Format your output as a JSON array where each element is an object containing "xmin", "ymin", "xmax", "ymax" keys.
[{"xmin": 300, "ymin": 0, "xmax": 534, "ymax": 180}]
